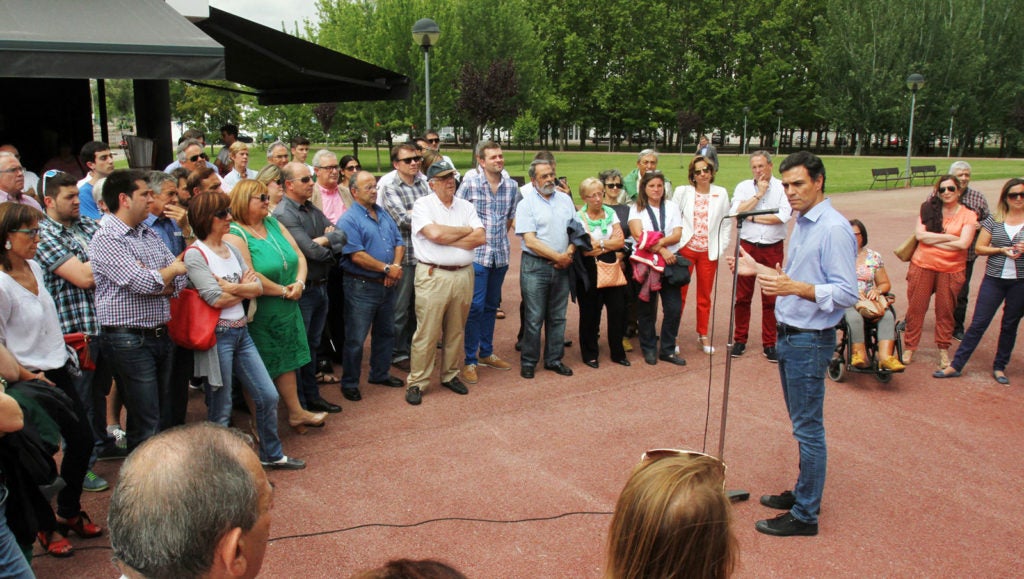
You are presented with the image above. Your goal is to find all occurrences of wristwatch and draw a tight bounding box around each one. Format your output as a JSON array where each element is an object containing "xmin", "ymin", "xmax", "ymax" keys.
[{"xmin": 384, "ymin": 264, "xmax": 391, "ymax": 275}]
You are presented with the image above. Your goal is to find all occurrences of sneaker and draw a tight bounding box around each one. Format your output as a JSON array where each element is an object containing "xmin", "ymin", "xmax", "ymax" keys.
[
  {"xmin": 879, "ymin": 356, "xmax": 905, "ymax": 372},
  {"xmin": 82, "ymin": 470, "xmax": 109, "ymax": 492},
  {"xmin": 760, "ymin": 490, "xmax": 796, "ymax": 510},
  {"xmin": 461, "ymin": 364, "xmax": 479, "ymax": 384},
  {"xmin": 622, "ymin": 337, "xmax": 633, "ymax": 352},
  {"xmin": 755, "ymin": 511, "xmax": 818, "ymax": 536},
  {"xmin": 763, "ymin": 346, "xmax": 778, "ymax": 363},
  {"xmin": 479, "ymin": 355, "xmax": 512, "ymax": 370},
  {"xmin": 851, "ymin": 351, "xmax": 868, "ymax": 369},
  {"xmin": 107, "ymin": 425, "xmax": 127, "ymax": 449},
  {"xmin": 96, "ymin": 445, "xmax": 128, "ymax": 461},
  {"xmin": 730, "ymin": 343, "xmax": 746, "ymax": 358},
  {"xmin": 405, "ymin": 386, "xmax": 422, "ymax": 405}
]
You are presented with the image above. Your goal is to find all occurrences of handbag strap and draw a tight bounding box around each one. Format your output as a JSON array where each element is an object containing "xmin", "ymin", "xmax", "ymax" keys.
[{"xmin": 645, "ymin": 202, "xmax": 666, "ymax": 233}]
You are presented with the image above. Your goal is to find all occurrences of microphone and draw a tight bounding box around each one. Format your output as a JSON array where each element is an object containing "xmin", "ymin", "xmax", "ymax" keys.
[{"xmin": 729, "ymin": 208, "xmax": 779, "ymax": 219}]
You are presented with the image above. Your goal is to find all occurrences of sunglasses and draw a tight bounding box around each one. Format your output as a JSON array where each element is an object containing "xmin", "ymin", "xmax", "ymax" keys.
[
  {"xmin": 289, "ymin": 176, "xmax": 313, "ymax": 183},
  {"xmin": 640, "ymin": 449, "xmax": 727, "ymax": 483},
  {"xmin": 214, "ymin": 208, "xmax": 232, "ymax": 219},
  {"xmin": 1006, "ymin": 192, "xmax": 1024, "ymax": 200},
  {"xmin": 694, "ymin": 167, "xmax": 713, "ymax": 175},
  {"xmin": 188, "ymin": 154, "xmax": 208, "ymax": 163},
  {"xmin": 937, "ymin": 185, "xmax": 959, "ymax": 193},
  {"xmin": 345, "ymin": 164, "xmax": 361, "ymax": 171},
  {"xmin": 426, "ymin": 138, "xmax": 440, "ymax": 144},
  {"xmin": 11, "ymin": 228, "xmax": 41, "ymax": 237},
  {"xmin": 251, "ymin": 193, "xmax": 270, "ymax": 202},
  {"xmin": 604, "ymin": 183, "xmax": 623, "ymax": 189},
  {"xmin": 398, "ymin": 156, "xmax": 423, "ymax": 165},
  {"xmin": 41, "ymin": 169, "xmax": 66, "ymax": 195}
]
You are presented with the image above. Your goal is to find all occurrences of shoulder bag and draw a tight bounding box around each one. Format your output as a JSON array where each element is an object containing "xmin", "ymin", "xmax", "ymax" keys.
[{"xmin": 168, "ymin": 246, "xmax": 220, "ymax": 351}]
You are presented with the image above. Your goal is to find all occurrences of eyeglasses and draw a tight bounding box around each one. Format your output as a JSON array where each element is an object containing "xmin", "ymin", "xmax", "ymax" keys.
[
  {"xmin": 604, "ymin": 182, "xmax": 623, "ymax": 189},
  {"xmin": 1007, "ymin": 192, "xmax": 1024, "ymax": 200},
  {"xmin": 270, "ymin": 153, "xmax": 289, "ymax": 160},
  {"xmin": 251, "ymin": 193, "xmax": 270, "ymax": 202},
  {"xmin": 398, "ymin": 156, "xmax": 423, "ymax": 165},
  {"xmin": 344, "ymin": 164, "xmax": 361, "ymax": 171},
  {"xmin": 317, "ymin": 165, "xmax": 341, "ymax": 172},
  {"xmin": 214, "ymin": 208, "xmax": 232, "ymax": 219},
  {"xmin": 640, "ymin": 449, "xmax": 727, "ymax": 482},
  {"xmin": 289, "ymin": 176, "xmax": 313, "ymax": 184},
  {"xmin": 937, "ymin": 185, "xmax": 959, "ymax": 193},
  {"xmin": 694, "ymin": 167, "xmax": 713, "ymax": 175},
  {"xmin": 0, "ymin": 166, "xmax": 25, "ymax": 174},
  {"xmin": 11, "ymin": 228, "xmax": 40, "ymax": 236},
  {"xmin": 426, "ymin": 138, "xmax": 440, "ymax": 144}
]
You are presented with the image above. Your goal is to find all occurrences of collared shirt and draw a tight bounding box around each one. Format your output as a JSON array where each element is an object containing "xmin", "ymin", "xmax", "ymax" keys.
[
  {"xmin": 337, "ymin": 203, "xmax": 403, "ymax": 278},
  {"xmin": 163, "ymin": 159, "xmax": 219, "ymax": 175},
  {"xmin": 729, "ymin": 177, "xmax": 792, "ymax": 244},
  {"xmin": 316, "ymin": 183, "xmax": 347, "ymax": 225},
  {"xmin": 775, "ymin": 198, "xmax": 858, "ymax": 330},
  {"xmin": 0, "ymin": 188, "xmax": 42, "ymax": 211},
  {"xmin": 929, "ymin": 186, "xmax": 990, "ymax": 262},
  {"xmin": 379, "ymin": 174, "xmax": 430, "ymax": 265},
  {"xmin": 273, "ymin": 196, "xmax": 346, "ymax": 283},
  {"xmin": 143, "ymin": 213, "xmax": 186, "ymax": 256},
  {"xmin": 36, "ymin": 215, "xmax": 101, "ymax": 335},
  {"xmin": 456, "ymin": 169, "xmax": 518, "ymax": 267},
  {"xmin": 88, "ymin": 214, "xmax": 186, "ymax": 328},
  {"xmin": 515, "ymin": 187, "xmax": 577, "ymax": 255},
  {"xmin": 221, "ymin": 168, "xmax": 257, "ymax": 193},
  {"xmin": 411, "ymin": 194, "xmax": 483, "ymax": 267}
]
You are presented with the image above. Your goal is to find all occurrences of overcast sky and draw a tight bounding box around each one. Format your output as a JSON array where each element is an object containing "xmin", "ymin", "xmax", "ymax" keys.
[{"xmin": 210, "ymin": 0, "xmax": 320, "ymax": 31}]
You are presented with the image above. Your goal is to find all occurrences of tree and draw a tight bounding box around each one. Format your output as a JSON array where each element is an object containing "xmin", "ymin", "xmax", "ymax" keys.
[{"xmin": 456, "ymin": 59, "xmax": 521, "ymax": 145}]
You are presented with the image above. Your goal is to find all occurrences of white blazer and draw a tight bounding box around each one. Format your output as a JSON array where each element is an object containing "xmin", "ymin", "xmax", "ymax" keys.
[{"xmin": 671, "ymin": 184, "xmax": 733, "ymax": 260}]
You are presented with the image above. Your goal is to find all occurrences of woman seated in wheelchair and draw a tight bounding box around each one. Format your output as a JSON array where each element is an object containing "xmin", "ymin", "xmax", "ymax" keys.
[{"xmin": 844, "ymin": 219, "xmax": 905, "ymax": 372}]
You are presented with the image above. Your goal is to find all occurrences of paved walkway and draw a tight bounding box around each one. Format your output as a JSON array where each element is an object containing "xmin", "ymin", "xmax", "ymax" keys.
[{"xmin": 34, "ymin": 180, "xmax": 1024, "ymax": 578}]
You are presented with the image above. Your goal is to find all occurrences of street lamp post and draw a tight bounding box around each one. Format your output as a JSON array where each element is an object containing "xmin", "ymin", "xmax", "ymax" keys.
[
  {"xmin": 947, "ymin": 106, "xmax": 957, "ymax": 158},
  {"xmin": 905, "ymin": 73, "xmax": 925, "ymax": 185},
  {"xmin": 774, "ymin": 109, "xmax": 783, "ymax": 156},
  {"xmin": 742, "ymin": 106, "xmax": 750, "ymax": 156},
  {"xmin": 412, "ymin": 18, "xmax": 441, "ymax": 133}
]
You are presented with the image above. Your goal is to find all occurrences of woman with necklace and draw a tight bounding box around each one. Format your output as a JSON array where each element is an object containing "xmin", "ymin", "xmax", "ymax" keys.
[
  {"xmin": 903, "ymin": 175, "xmax": 977, "ymax": 368},
  {"xmin": 575, "ymin": 177, "xmax": 629, "ymax": 368},
  {"xmin": 223, "ymin": 180, "xmax": 327, "ymax": 432},
  {"xmin": 671, "ymin": 156, "xmax": 732, "ymax": 355},
  {"xmin": 934, "ymin": 178, "xmax": 1024, "ymax": 384}
]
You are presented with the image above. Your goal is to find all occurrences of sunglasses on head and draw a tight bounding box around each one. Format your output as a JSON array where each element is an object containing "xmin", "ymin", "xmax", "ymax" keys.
[
  {"xmin": 398, "ymin": 156, "xmax": 423, "ymax": 165},
  {"xmin": 251, "ymin": 193, "xmax": 270, "ymax": 202},
  {"xmin": 41, "ymin": 169, "xmax": 66, "ymax": 195}
]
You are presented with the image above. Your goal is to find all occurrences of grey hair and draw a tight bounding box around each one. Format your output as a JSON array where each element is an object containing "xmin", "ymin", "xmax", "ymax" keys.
[
  {"xmin": 92, "ymin": 177, "xmax": 107, "ymax": 206},
  {"xmin": 949, "ymin": 160, "xmax": 972, "ymax": 174},
  {"xmin": 599, "ymin": 168, "xmax": 623, "ymax": 183},
  {"xmin": 147, "ymin": 171, "xmax": 176, "ymax": 194},
  {"xmin": 266, "ymin": 140, "xmax": 288, "ymax": 159},
  {"xmin": 528, "ymin": 158, "xmax": 553, "ymax": 180},
  {"xmin": 176, "ymin": 139, "xmax": 203, "ymax": 162},
  {"xmin": 749, "ymin": 150, "xmax": 773, "ymax": 164},
  {"xmin": 311, "ymin": 149, "xmax": 336, "ymax": 168},
  {"xmin": 109, "ymin": 423, "xmax": 259, "ymax": 579},
  {"xmin": 637, "ymin": 149, "xmax": 658, "ymax": 161}
]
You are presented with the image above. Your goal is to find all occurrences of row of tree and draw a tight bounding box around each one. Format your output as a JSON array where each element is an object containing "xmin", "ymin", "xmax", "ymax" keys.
[{"xmin": 158, "ymin": 0, "xmax": 1023, "ymax": 157}]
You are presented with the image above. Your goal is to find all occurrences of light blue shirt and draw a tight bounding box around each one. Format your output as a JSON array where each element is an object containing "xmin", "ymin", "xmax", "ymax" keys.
[
  {"xmin": 775, "ymin": 198, "xmax": 858, "ymax": 330},
  {"xmin": 514, "ymin": 188, "xmax": 576, "ymax": 256}
]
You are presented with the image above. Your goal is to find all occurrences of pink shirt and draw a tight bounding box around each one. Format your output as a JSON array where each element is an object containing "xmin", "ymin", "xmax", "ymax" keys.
[{"xmin": 317, "ymin": 184, "xmax": 346, "ymax": 225}]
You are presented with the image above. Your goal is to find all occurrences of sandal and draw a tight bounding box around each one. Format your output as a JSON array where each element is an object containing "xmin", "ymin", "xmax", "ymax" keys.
[
  {"xmin": 38, "ymin": 531, "xmax": 74, "ymax": 557},
  {"xmin": 315, "ymin": 372, "xmax": 340, "ymax": 384},
  {"xmin": 57, "ymin": 511, "xmax": 103, "ymax": 538}
]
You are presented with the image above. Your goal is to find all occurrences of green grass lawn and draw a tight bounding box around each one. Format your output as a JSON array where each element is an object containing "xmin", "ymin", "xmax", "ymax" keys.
[{"xmin": 144, "ymin": 144, "xmax": 1023, "ymax": 200}]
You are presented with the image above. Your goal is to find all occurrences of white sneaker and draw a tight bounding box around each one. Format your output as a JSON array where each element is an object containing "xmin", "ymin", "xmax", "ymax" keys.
[{"xmin": 107, "ymin": 424, "xmax": 127, "ymax": 449}]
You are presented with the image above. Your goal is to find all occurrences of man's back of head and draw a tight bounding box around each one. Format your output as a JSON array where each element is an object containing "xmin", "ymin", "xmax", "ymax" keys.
[{"xmin": 109, "ymin": 422, "xmax": 270, "ymax": 579}]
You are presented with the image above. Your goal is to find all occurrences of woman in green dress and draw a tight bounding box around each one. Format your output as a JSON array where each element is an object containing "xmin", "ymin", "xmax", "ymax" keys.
[{"xmin": 224, "ymin": 179, "xmax": 327, "ymax": 432}]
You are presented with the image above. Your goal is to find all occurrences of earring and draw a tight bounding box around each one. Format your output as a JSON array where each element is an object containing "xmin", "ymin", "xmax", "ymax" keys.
[{"xmin": 3, "ymin": 241, "xmax": 10, "ymax": 250}]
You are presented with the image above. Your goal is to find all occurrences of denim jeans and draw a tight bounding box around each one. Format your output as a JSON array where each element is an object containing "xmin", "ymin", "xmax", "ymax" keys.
[
  {"xmin": 952, "ymin": 276, "xmax": 1024, "ymax": 373},
  {"xmin": 391, "ymin": 267, "xmax": 416, "ymax": 362},
  {"xmin": 100, "ymin": 330, "xmax": 175, "ymax": 450},
  {"xmin": 637, "ymin": 283, "xmax": 683, "ymax": 357},
  {"xmin": 342, "ymin": 276, "xmax": 396, "ymax": 389},
  {"xmin": 776, "ymin": 328, "xmax": 834, "ymax": 524},
  {"xmin": 207, "ymin": 326, "xmax": 284, "ymax": 462},
  {"xmin": 298, "ymin": 284, "xmax": 329, "ymax": 406},
  {"xmin": 464, "ymin": 263, "xmax": 508, "ymax": 365},
  {"xmin": 0, "ymin": 498, "xmax": 34, "ymax": 579},
  {"xmin": 519, "ymin": 253, "xmax": 570, "ymax": 368}
]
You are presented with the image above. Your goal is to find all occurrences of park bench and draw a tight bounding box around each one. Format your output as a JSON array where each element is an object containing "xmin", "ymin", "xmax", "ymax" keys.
[
  {"xmin": 870, "ymin": 167, "xmax": 904, "ymax": 190},
  {"xmin": 909, "ymin": 165, "xmax": 940, "ymax": 186}
]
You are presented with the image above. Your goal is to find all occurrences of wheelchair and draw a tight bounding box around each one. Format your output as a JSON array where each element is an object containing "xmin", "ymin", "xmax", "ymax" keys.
[{"xmin": 827, "ymin": 296, "xmax": 905, "ymax": 384}]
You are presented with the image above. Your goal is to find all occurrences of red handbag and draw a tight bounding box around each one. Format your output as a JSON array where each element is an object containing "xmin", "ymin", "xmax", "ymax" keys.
[
  {"xmin": 63, "ymin": 333, "xmax": 96, "ymax": 371},
  {"xmin": 167, "ymin": 247, "xmax": 220, "ymax": 350}
]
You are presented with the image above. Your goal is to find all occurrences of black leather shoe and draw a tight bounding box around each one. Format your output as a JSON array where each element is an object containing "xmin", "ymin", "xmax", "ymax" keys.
[
  {"xmin": 341, "ymin": 388, "xmax": 362, "ymax": 402},
  {"xmin": 760, "ymin": 490, "xmax": 796, "ymax": 510},
  {"xmin": 644, "ymin": 352, "xmax": 657, "ymax": 365},
  {"xmin": 544, "ymin": 362, "xmax": 574, "ymax": 376},
  {"xmin": 405, "ymin": 386, "xmax": 422, "ymax": 405},
  {"xmin": 952, "ymin": 329, "xmax": 965, "ymax": 341},
  {"xmin": 520, "ymin": 366, "xmax": 535, "ymax": 379},
  {"xmin": 763, "ymin": 346, "xmax": 778, "ymax": 363},
  {"xmin": 659, "ymin": 354, "xmax": 687, "ymax": 366},
  {"xmin": 442, "ymin": 377, "xmax": 469, "ymax": 395},
  {"xmin": 730, "ymin": 342, "xmax": 746, "ymax": 358},
  {"xmin": 261, "ymin": 456, "xmax": 306, "ymax": 470},
  {"xmin": 369, "ymin": 376, "xmax": 404, "ymax": 388},
  {"xmin": 307, "ymin": 399, "xmax": 342, "ymax": 414},
  {"xmin": 755, "ymin": 512, "xmax": 818, "ymax": 536},
  {"xmin": 614, "ymin": 358, "xmax": 631, "ymax": 367},
  {"xmin": 584, "ymin": 360, "xmax": 599, "ymax": 369}
]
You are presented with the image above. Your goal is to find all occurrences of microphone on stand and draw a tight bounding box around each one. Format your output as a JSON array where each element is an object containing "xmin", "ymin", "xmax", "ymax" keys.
[{"xmin": 729, "ymin": 208, "xmax": 780, "ymax": 219}]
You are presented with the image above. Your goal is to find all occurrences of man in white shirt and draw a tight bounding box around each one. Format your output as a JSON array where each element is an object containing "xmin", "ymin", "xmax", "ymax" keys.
[{"xmin": 728, "ymin": 150, "xmax": 792, "ymax": 361}]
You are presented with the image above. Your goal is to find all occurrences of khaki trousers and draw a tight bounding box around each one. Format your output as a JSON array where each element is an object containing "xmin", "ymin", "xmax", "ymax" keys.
[{"xmin": 407, "ymin": 263, "xmax": 474, "ymax": 391}]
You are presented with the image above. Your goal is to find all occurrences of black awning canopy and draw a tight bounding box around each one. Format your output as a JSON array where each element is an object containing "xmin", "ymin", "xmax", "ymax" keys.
[{"xmin": 195, "ymin": 7, "xmax": 408, "ymax": 105}]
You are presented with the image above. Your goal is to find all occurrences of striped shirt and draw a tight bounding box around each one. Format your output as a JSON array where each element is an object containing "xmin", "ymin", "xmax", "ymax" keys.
[
  {"xmin": 88, "ymin": 214, "xmax": 186, "ymax": 328},
  {"xmin": 35, "ymin": 215, "xmax": 101, "ymax": 334},
  {"xmin": 456, "ymin": 170, "xmax": 519, "ymax": 268},
  {"xmin": 980, "ymin": 216, "xmax": 1024, "ymax": 279}
]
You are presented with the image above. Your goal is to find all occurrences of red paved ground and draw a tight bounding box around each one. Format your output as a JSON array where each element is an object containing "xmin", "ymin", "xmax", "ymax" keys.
[{"xmin": 32, "ymin": 178, "xmax": 1024, "ymax": 578}]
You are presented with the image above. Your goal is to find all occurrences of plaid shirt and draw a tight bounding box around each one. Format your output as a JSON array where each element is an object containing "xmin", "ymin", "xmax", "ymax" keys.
[
  {"xmin": 380, "ymin": 174, "xmax": 429, "ymax": 265},
  {"xmin": 36, "ymin": 215, "xmax": 101, "ymax": 334},
  {"xmin": 456, "ymin": 170, "xmax": 519, "ymax": 268},
  {"xmin": 929, "ymin": 186, "xmax": 990, "ymax": 261},
  {"xmin": 88, "ymin": 215, "xmax": 187, "ymax": 329}
]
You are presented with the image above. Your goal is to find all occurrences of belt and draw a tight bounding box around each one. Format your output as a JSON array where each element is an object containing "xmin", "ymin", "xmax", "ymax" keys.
[
  {"xmin": 306, "ymin": 278, "xmax": 328, "ymax": 287},
  {"xmin": 418, "ymin": 262, "xmax": 469, "ymax": 272},
  {"xmin": 347, "ymin": 273, "xmax": 385, "ymax": 285},
  {"xmin": 776, "ymin": 322, "xmax": 829, "ymax": 336},
  {"xmin": 101, "ymin": 325, "xmax": 168, "ymax": 338},
  {"xmin": 744, "ymin": 240, "xmax": 783, "ymax": 248},
  {"xmin": 217, "ymin": 318, "xmax": 247, "ymax": 328}
]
